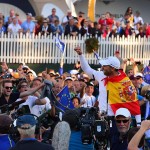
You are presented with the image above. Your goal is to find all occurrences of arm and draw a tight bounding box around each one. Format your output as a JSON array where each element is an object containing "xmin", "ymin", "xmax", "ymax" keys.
[
  {"xmin": 19, "ymin": 83, "xmax": 45, "ymax": 98},
  {"xmin": 35, "ymin": 97, "xmax": 46, "ymax": 105},
  {"xmin": 74, "ymin": 46, "xmax": 97, "ymax": 79},
  {"xmin": 128, "ymin": 120, "xmax": 150, "ymax": 150}
]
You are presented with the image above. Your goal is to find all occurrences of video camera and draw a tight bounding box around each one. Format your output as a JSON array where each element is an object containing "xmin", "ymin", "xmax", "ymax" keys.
[{"xmin": 78, "ymin": 107, "xmax": 109, "ymax": 149}]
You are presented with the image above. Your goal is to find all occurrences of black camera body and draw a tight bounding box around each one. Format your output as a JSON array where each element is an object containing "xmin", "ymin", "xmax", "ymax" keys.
[
  {"xmin": 145, "ymin": 90, "xmax": 150, "ymax": 101},
  {"xmin": 78, "ymin": 107, "xmax": 109, "ymax": 146}
]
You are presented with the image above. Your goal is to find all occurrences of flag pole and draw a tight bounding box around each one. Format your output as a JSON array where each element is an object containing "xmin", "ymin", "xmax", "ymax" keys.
[{"xmin": 60, "ymin": 42, "xmax": 66, "ymax": 66}]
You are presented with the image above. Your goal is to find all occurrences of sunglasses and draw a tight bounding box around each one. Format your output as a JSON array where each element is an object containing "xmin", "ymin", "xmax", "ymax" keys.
[
  {"xmin": 5, "ymin": 86, "xmax": 13, "ymax": 90},
  {"xmin": 116, "ymin": 120, "xmax": 129, "ymax": 124}
]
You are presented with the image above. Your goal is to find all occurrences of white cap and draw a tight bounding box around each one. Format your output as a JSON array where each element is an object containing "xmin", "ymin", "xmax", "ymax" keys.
[
  {"xmin": 26, "ymin": 13, "xmax": 32, "ymax": 17},
  {"xmin": 22, "ymin": 65, "xmax": 29, "ymax": 69},
  {"xmin": 65, "ymin": 77, "xmax": 73, "ymax": 81},
  {"xmin": 69, "ymin": 70, "xmax": 79, "ymax": 75},
  {"xmin": 115, "ymin": 108, "xmax": 131, "ymax": 118},
  {"xmin": 134, "ymin": 72, "xmax": 143, "ymax": 78},
  {"xmin": 99, "ymin": 56, "xmax": 120, "ymax": 69}
]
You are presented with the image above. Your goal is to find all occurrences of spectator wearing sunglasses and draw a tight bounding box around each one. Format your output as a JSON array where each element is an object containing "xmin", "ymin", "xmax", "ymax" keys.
[
  {"xmin": 0, "ymin": 79, "xmax": 45, "ymax": 112},
  {"xmin": 111, "ymin": 108, "xmax": 132, "ymax": 150}
]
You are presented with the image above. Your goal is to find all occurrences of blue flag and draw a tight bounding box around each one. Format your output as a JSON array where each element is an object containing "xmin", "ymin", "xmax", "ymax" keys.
[
  {"xmin": 57, "ymin": 86, "xmax": 74, "ymax": 111},
  {"xmin": 55, "ymin": 37, "xmax": 65, "ymax": 53}
]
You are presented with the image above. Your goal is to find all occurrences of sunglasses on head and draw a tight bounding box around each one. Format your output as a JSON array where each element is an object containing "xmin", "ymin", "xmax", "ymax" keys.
[
  {"xmin": 116, "ymin": 120, "xmax": 129, "ymax": 123},
  {"xmin": 5, "ymin": 86, "xmax": 13, "ymax": 90}
]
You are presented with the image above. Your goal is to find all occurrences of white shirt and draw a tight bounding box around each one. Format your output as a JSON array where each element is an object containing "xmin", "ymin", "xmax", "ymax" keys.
[
  {"xmin": 16, "ymin": 95, "xmax": 37, "ymax": 112},
  {"xmin": 134, "ymin": 16, "xmax": 144, "ymax": 29},
  {"xmin": 81, "ymin": 93, "xmax": 96, "ymax": 108},
  {"xmin": 79, "ymin": 55, "xmax": 115, "ymax": 116},
  {"xmin": 31, "ymin": 97, "xmax": 51, "ymax": 117},
  {"xmin": 8, "ymin": 23, "xmax": 21, "ymax": 35}
]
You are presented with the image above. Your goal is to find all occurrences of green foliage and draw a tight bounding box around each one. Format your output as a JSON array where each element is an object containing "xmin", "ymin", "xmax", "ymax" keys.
[{"xmin": 85, "ymin": 37, "xmax": 99, "ymax": 54}]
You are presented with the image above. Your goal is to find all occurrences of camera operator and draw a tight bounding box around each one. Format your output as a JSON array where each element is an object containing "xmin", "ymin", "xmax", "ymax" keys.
[
  {"xmin": 111, "ymin": 108, "xmax": 132, "ymax": 150},
  {"xmin": 62, "ymin": 108, "xmax": 94, "ymax": 150},
  {"xmin": 10, "ymin": 115, "xmax": 54, "ymax": 150},
  {"xmin": 0, "ymin": 114, "xmax": 15, "ymax": 150}
]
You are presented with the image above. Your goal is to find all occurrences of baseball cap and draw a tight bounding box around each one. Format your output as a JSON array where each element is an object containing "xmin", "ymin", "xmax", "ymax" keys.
[
  {"xmin": 134, "ymin": 72, "xmax": 143, "ymax": 78},
  {"xmin": 86, "ymin": 82, "xmax": 94, "ymax": 87},
  {"xmin": 99, "ymin": 56, "xmax": 120, "ymax": 69},
  {"xmin": 65, "ymin": 77, "xmax": 73, "ymax": 81},
  {"xmin": 22, "ymin": 65, "xmax": 29, "ymax": 69},
  {"xmin": 26, "ymin": 13, "xmax": 32, "ymax": 17},
  {"xmin": 115, "ymin": 108, "xmax": 131, "ymax": 118},
  {"xmin": 69, "ymin": 70, "xmax": 79, "ymax": 75},
  {"xmin": 16, "ymin": 115, "xmax": 36, "ymax": 129}
]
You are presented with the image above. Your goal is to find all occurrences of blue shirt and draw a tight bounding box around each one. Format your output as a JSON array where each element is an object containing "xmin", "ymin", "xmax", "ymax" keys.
[
  {"xmin": 0, "ymin": 134, "xmax": 15, "ymax": 150},
  {"xmin": 69, "ymin": 131, "xmax": 94, "ymax": 150},
  {"xmin": 21, "ymin": 21, "xmax": 35, "ymax": 33}
]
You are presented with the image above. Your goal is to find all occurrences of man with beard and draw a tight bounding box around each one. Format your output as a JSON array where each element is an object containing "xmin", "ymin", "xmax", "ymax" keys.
[{"xmin": 74, "ymin": 46, "xmax": 141, "ymax": 126}]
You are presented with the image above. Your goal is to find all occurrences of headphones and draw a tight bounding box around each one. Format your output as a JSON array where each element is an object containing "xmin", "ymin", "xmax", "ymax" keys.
[{"xmin": 9, "ymin": 113, "xmax": 40, "ymax": 142}]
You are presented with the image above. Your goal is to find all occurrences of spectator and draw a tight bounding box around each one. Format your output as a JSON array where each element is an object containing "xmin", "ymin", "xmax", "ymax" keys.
[
  {"xmin": 77, "ymin": 11, "xmax": 85, "ymax": 28},
  {"xmin": 39, "ymin": 18, "xmax": 52, "ymax": 36},
  {"xmin": 62, "ymin": 10, "xmax": 76, "ymax": 27},
  {"xmin": 80, "ymin": 82, "xmax": 96, "ymax": 108},
  {"xmin": 0, "ymin": 18, "xmax": 6, "ymax": 34},
  {"xmin": 134, "ymin": 11, "xmax": 144, "ymax": 29},
  {"xmin": 15, "ymin": 13, "xmax": 22, "ymax": 25},
  {"xmin": 48, "ymin": 8, "xmax": 59, "ymax": 24},
  {"xmin": 16, "ymin": 80, "xmax": 46, "ymax": 113},
  {"xmin": 64, "ymin": 77, "xmax": 75, "ymax": 97},
  {"xmin": 5, "ymin": 16, "xmax": 13, "ymax": 31},
  {"xmin": 98, "ymin": 12, "xmax": 114, "ymax": 31},
  {"xmin": 111, "ymin": 108, "xmax": 132, "ymax": 150},
  {"xmin": 7, "ymin": 16, "xmax": 22, "ymax": 35},
  {"xmin": 0, "ymin": 114, "xmax": 15, "ymax": 150},
  {"xmin": 64, "ymin": 19, "xmax": 79, "ymax": 36},
  {"xmin": 120, "ymin": 20, "xmax": 133, "ymax": 37},
  {"xmin": 21, "ymin": 13, "xmax": 35, "ymax": 34},
  {"xmin": 10, "ymin": 115, "xmax": 54, "ymax": 150},
  {"xmin": 79, "ymin": 19, "xmax": 88, "ymax": 36},
  {"xmin": 51, "ymin": 19, "xmax": 64, "ymax": 35},
  {"xmin": 134, "ymin": 72, "xmax": 149, "ymax": 87},
  {"xmin": 114, "ymin": 50, "xmax": 124, "ymax": 70},
  {"xmin": 31, "ymin": 78, "xmax": 51, "ymax": 117},
  {"xmin": 125, "ymin": 7, "xmax": 134, "ymax": 27},
  {"xmin": 135, "ymin": 26, "xmax": 145, "ymax": 38},
  {"xmin": 4, "ymin": 9, "xmax": 15, "ymax": 24}
]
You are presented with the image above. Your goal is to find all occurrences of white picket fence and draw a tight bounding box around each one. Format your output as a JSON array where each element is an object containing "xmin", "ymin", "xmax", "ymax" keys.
[{"xmin": 0, "ymin": 33, "xmax": 150, "ymax": 65}]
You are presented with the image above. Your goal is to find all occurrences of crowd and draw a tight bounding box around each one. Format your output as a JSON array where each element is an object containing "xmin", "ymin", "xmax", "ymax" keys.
[
  {"xmin": 0, "ymin": 6, "xmax": 150, "ymax": 150},
  {"xmin": 0, "ymin": 7, "xmax": 150, "ymax": 38},
  {"xmin": 0, "ymin": 45, "xmax": 149, "ymax": 150}
]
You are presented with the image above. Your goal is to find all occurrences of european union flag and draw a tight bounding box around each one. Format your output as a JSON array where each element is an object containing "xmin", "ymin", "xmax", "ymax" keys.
[
  {"xmin": 55, "ymin": 37, "xmax": 65, "ymax": 53},
  {"xmin": 57, "ymin": 86, "xmax": 74, "ymax": 111}
]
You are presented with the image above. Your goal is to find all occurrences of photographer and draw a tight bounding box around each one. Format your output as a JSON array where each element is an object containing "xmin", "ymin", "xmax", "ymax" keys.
[{"xmin": 62, "ymin": 108, "xmax": 94, "ymax": 150}]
